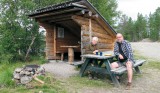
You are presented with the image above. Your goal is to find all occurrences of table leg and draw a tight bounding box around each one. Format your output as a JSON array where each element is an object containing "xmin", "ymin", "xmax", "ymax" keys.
[
  {"xmin": 80, "ymin": 58, "xmax": 90, "ymax": 77},
  {"xmin": 68, "ymin": 48, "xmax": 74, "ymax": 64},
  {"xmin": 135, "ymin": 66, "xmax": 141, "ymax": 74},
  {"xmin": 104, "ymin": 59, "xmax": 120, "ymax": 87},
  {"xmin": 98, "ymin": 60, "xmax": 104, "ymax": 67}
]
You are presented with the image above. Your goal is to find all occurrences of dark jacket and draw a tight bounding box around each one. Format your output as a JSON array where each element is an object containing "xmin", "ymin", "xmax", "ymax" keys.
[
  {"xmin": 114, "ymin": 40, "xmax": 134, "ymax": 63},
  {"xmin": 86, "ymin": 43, "xmax": 99, "ymax": 54}
]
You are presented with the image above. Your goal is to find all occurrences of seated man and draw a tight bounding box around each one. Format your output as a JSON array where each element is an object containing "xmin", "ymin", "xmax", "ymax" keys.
[
  {"xmin": 111, "ymin": 33, "xmax": 134, "ymax": 90},
  {"xmin": 87, "ymin": 37, "xmax": 99, "ymax": 54},
  {"xmin": 87, "ymin": 37, "xmax": 99, "ymax": 80}
]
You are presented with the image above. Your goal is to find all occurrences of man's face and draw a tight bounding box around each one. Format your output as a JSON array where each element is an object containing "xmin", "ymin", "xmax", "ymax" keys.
[
  {"xmin": 116, "ymin": 34, "xmax": 124, "ymax": 43},
  {"xmin": 92, "ymin": 40, "xmax": 97, "ymax": 45}
]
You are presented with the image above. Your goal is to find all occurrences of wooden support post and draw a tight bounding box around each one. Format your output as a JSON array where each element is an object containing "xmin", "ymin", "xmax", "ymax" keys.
[
  {"xmin": 61, "ymin": 53, "xmax": 64, "ymax": 61},
  {"xmin": 53, "ymin": 25, "xmax": 56, "ymax": 57},
  {"xmin": 89, "ymin": 19, "xmax": 92, "ymax": 42},
  {"xmin": 68, "ymin": 48, "xmax": 74, "ymax": 64}
]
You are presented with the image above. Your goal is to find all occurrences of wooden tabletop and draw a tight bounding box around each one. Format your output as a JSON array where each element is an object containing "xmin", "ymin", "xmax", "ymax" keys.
[
  {"xmin": 81, "ymin": 51, "xmax": 115, "ymax": 59},
  {"xmin": 60, "ymin": 46, "xmax": 79, "ymax": 48}
]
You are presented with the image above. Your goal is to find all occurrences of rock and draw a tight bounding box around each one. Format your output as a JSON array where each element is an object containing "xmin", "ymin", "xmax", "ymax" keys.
[
  {"xmin": 25, "ymin": 71, "xmax": 31, "ymax": 76},
  {"xmin": 13, "ymin": 73, "xmax": 20, "ymax": 79},
  {"xmin": 25, "ymin": 67, "xmax": 33, "ymax": 72},
  {"xmin": 36, "ymin": 67, "xmax": 45, "ymax": 75},
  {"xmin": 20, "ymin": 71, "xmax": 25, "ymax": 75},
  {"xmin": 20, "ymin": 76, "xmax": 32, "ymax": 84},
  {"xmin": 13, "ymin": 65, "xmax": 45, "ymax": 85},
  {"xmin": 15, "ymin": 68, "xmax": 23, "ymax": 73}
]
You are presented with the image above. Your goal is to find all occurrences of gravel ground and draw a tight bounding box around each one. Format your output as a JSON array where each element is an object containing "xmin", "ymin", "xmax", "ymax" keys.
[
  {"xmin": 42, "ymin": 60, "xmax": 78, "ymax": 78},
  {"xmin": 131, "ymin": 42, "xmax": 160, "ymax": 60},
  {"xmin": 78, "ymin": 68, "xmax": 160, "ymax": 93}
]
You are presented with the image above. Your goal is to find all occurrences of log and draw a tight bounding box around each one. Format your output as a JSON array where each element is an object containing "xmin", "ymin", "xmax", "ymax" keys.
[
  {"xmin": 92, "ymin": 32, "xmax": 112, "ymax": 40},
  {"xmin": 68, "ymin": 48, "xmax": 74, "ymax": 64},
  {"xmin": 33, "ymin": 76, "xmax": 44, "ymax": 84},
  {"xmin": 72, "ymin": 15, "xmax": 89, "ymax": 26},
  {"xmin": 25, "ymin": 36, "xmax": 36, "ymax": 61},
  {"xmin": 95, "ymin": 18, "xmax": 116, "ymax": 37}
]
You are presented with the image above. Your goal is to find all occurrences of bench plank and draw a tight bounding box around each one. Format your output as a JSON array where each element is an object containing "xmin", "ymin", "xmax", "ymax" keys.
[
  {"xmin": 111, "ymin": 60, "xmax": 146, "ymax": 75},
  {"xmin": 73, "ymin": 61, "xmax": 84, "ymax": 66}
]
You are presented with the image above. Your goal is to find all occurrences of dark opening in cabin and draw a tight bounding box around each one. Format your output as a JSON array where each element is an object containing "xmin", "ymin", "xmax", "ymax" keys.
[{"xmin": 55, "ymin": 20, "xmax": 81, "ymax": 61}]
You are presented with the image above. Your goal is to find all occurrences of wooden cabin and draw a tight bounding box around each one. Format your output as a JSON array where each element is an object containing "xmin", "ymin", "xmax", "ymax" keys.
[{"xmin": 28, "ymin": 0, "xmax": 117, "ymax": 61}]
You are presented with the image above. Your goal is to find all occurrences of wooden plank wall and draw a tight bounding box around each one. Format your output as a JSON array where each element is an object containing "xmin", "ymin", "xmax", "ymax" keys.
[
  {"xmin": 72, "ymin": 15, "xmax": 115, "ymax": 54},
  {"xmin": 39, "ymin": 22, "xmax": 55, "ymax": 59}
]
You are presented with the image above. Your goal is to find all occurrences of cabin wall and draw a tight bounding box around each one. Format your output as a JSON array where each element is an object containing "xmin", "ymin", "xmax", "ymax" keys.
[
  {"xmin": 39, "ymin": 22, "xmax": 56, "ymax": 59},
  {"xmin": 72, "ymin": 15, "xmax": 116, "ymax": 54}
]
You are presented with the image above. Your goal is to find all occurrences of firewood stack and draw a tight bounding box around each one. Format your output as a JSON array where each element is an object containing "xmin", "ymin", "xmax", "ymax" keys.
[{"xmin": 13, "ymin": 65, "xmax": 45, "ymax": 85}]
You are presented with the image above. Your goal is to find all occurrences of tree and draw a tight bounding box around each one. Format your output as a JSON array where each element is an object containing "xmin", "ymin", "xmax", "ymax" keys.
[
  {"xmin": 0, "ymin": 0, "xmax": 40, "ymax": 62},
  {"xmin": 134, "ymin": 13, "xmax": 147, "ymax": 40},
  {"xmin": 117, "ymin": 15, "xmax": 135, "ymax": 41},
  {"xmin": 89, "ymin": 0, "xmax": 120, "ymax": 27}
]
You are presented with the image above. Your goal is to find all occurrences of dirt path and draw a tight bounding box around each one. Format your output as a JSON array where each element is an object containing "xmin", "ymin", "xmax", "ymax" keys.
[
  {"xmin": 131, "ymin": 42, "xmax": 160, "ymax": 60},
  {"xmin": 42, "ymin": 60, "xmax": 78, "ymax": 78}
]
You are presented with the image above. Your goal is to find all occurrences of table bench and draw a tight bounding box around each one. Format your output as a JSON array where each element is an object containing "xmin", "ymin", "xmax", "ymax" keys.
[{"xmin": 111, "ymin": 60, "xmax": 146, "ymax": 75}]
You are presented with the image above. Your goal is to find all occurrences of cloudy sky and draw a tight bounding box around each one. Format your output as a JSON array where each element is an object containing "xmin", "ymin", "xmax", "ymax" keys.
[{"xmin": 117, "ymin": 0, "xmax": 160, "ymax": 20}]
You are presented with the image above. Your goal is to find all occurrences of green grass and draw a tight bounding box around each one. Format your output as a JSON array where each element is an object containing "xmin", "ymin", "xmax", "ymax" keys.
[
  {"xmin": 66, "ymin": 75, "xmax": 112, "ymax": 90},
  {"xmin": 134, "ymin": 50, "xmax": 160, "ymax": 70}
]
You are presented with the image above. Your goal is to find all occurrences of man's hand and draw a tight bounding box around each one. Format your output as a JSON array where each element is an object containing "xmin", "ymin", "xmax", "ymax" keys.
[
  {"xmin": 93, "ymin": 50, "xmax": 98, "ymax": 54},
  {"xmin": 119, "ymin": 54, "xmax": 124, "ymax": 59}
]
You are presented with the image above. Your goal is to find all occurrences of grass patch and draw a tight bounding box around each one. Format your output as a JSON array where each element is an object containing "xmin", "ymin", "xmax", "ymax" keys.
[
  {"xmin": 134, "ymin": 51, "xmax": 160, "ymax": 70},
  {"xmin": 67, "ymin": 75, "xmax": 112, "ymax": 89}
]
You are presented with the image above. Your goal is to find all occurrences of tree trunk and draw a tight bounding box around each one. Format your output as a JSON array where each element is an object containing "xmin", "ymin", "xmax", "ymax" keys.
[{"xmin": 25, "ymin": 36, "xmax": 36, "ymax": 61}]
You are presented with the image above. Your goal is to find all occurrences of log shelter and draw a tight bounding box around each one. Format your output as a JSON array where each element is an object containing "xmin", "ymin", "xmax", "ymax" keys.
[{"xmin": 28, "ymin": 0, "xmax": 117, "ymax": 61}]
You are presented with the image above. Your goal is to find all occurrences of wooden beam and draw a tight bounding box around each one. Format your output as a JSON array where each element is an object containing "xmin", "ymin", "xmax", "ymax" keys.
[
  {"xmin": 53, "ymin": 25, "xmax": 56, "ymax": 57},
  {"xmin": 38, "ymin": 14, "xmax": 72, "ymax": 22},
  {"xmin": 49, "ymin": 18, "xmax": 72, "ymax": 23},
  {"xmin": 89, "ymin": 18, "xmax": 92, "ymax": 42},
  {"xmin": 31, "ymin": 8, "xmax": 83, "ymax": 18},
  {"xmin": 72, "ymin": 3, "xmax": 87, "ymax": 8}
]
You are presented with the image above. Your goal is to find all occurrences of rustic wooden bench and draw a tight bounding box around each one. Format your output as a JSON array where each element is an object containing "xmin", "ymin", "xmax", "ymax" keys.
[
  {"xmin": 73, "ymin": 61, "xmax": 84, "ymax": 68},
  {"xmin": 111, "ymin": 60, "xmax": 146, "ymax": 75}
]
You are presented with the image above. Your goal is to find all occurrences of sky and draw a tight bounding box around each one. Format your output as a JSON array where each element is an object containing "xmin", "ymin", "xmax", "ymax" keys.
[{"xmin": 117, "ymin": 0, "xmax": 160, "ymax": 20}]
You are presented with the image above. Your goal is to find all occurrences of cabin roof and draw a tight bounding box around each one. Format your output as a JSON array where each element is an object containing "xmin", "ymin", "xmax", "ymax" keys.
[{"xmin": 28, "ymin": 0, "xmax": 117, "ymax": 35}]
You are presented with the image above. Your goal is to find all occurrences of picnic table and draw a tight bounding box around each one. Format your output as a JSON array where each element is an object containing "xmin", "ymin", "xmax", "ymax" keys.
[{"xmin": 80, "ymin": 51, "xmax": 146, "ymax": 87}]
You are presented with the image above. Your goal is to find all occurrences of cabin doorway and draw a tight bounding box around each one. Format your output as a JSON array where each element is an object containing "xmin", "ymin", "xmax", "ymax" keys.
[{"xmin": 55, "ymin": 20, "xmax": 81, "ymax": 62}]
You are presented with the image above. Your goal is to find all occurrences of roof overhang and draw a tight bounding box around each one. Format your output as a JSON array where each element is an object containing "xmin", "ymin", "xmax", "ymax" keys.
[{"xmin": 28, "ymin": 0, "xmax": 117, "ymax": 36}]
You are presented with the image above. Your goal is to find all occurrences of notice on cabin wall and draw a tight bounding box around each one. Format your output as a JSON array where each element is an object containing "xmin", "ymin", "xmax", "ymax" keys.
[{"xmin": 58, "ymin": 27, "xmax": 64, "ymax": 38}]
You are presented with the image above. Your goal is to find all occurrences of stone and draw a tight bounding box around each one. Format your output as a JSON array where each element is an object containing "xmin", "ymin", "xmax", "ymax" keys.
[
  {"xmin": 13, "ymin": 65, "xmax": 45, "ymax": 85},
  {"xmin": 25, "ymin": 67, "xmax": 33, "ymax": 72},
  {"xmin": 15, "ymin": 68, "xmax": 23, "ymax": 73},
  {"xmin": 20, "ymin": 71, "xmax": 25, "ymax": 75},
  {"xmin": 13, "ymin": 73, "xmax": 20, "ymax": 79},
  {"xmin": 20, "ymin": 76, "xmax": 32, "ymax": 84},
  {"xmin": 25, "ymin": 71, "xmax": 31, "ymax": 76}
]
